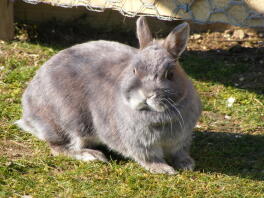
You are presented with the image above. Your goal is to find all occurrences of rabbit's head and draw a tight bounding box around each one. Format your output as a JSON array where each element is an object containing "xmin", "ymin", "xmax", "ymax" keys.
[{"xmin": 120, "ymin": 17, "xmax": 190, "ymax": 113}]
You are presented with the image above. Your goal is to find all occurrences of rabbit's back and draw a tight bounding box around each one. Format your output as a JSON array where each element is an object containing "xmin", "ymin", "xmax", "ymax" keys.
[
  {"xmin": 20, "ymin": 41, "xmax": 136, "ymax": 143},
  {"xmin": 43, "ymin": 40, "xmax": 136, "ymax": 78}
]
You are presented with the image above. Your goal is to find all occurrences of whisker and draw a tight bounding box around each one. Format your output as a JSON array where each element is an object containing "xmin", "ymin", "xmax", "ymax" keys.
[
  {"xmin": 159, "ymin": 100, "xmax": 166, "ymax": 133},
  {"xmin": 160, "ymin": 100, "xmax": 173, "ymax": 136},
  {"xmin": 163, "ymin": 90, "xmax": 177, "ymax": 94},
  {"xmin": 167, "ymin": 107, "xmax": 174, "ymax": 136},
  {"xmin": 163, "ymin": 88, "xmax": 176, "ymax": 93},
  {"xmin": 167, "ymin": 98, "xmax": 185, "ymax": 130},
  {"xmin": 163, "ymin": 89, "xmax": 176, "ymax": 93},
  {"xmin": 162, "ymin": 98, "xmax": 183, "ymax": 131},
  {"xmin": 163, "ymin": 98, "xmax": 184, "ymax": 131}
]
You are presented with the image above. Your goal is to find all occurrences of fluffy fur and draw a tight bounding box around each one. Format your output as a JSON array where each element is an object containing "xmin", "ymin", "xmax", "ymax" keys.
[{"xmin": 16, "ymin": 17, "xmax": 202, "ymax": 174}]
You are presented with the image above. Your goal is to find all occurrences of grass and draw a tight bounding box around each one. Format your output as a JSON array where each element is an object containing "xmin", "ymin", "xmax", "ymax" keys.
[{"xmin": 0, "ymin": 26, "xmax": 264, "ymax": 197}]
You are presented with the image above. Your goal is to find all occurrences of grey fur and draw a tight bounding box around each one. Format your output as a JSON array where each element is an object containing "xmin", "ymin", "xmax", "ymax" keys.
[{"xmin": 16, "ymin": 17, "xmax": 202, "ymax": 174}]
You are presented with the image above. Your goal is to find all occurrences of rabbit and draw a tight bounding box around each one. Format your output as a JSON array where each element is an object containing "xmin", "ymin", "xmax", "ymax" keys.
[{"xmin": 16, "ymin": 16, "xmax": 202, "ymax": 174}]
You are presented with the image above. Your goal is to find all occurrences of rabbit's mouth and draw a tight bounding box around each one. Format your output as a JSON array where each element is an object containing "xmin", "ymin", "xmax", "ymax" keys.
[
  {"xmin": 137, "ymin": 102, "xmax": 165, "ymax": 112},
  {"xmin": 145, "ymin": 98, "xmax": 166, "ymax": 112},
  {"xmin": 136, "ymin": 102, "xmax": 164, "ymax": 112}
]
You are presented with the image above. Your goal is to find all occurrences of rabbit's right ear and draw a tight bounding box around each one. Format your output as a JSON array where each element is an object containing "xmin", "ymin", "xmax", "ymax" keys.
[
  {"xmin": 163, "ymin": 22, "xmax": 190, "ymax": 57},
  {"xmin": 136, "ymin": 16, "xmax": 153, "ymax": 49}
]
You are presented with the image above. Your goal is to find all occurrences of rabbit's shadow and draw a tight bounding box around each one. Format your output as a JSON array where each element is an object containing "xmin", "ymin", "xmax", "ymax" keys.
[
  {"xmin": 97, "ymin": 131, "xmax": 264, "ymax": 181},
  {"xmin": 192, "ymin": 131, "xmax": 264, "ymax": 181},
  {"xmin": 93, "ymin": 145, "xmax": 130, "ymax": 163}
]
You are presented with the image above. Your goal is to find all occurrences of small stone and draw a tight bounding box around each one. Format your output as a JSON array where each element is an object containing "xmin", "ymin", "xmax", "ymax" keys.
[
  {"xmin": 5, "ymin": 162, "xmax": 12, "ymax": 166},
  {"xmin": 223, "ymin": 34, "xmax": 231, "ymax": 39},
  {"xmin": 227, "ymin": 97, "xmax": 236, "ymax": 107},
  {"xmin": 192, "ymin": 34, "xmax": 201, "ymax": 39},
  {"xmin": 224, "ymin": 115, "xmax": 231, "ymax": 120},
  {"xmin": 239, "ymin": 77, "xmax": 244, "ymax": 81},
  {"xmin": 13, "ymin": 153, "xmax": 22, "ymax": 157},
  {"xmin": 259, "ymin": 33, "xmax": 264, "ymax": 38},
  {"xmin": 233, "ymin": 29, "xmax": 245, "ymax": 39},
  {"xmin": 259, "ymin": 60, "xmax": 264, "ymax": 64},
  {"xmin": 22, "ymin": 196, "xmax": 32, "ymax": 198},
  {"xmin": 244, "ymin": 42, "xmax": 252, "ymax": 48},
  {"xmin": 224, "ymin": 29, "xmax": 233, "ymax": 34},
  {"xmin": 224, "ymin": 30, "xmax": 233, "ymax": 38},
  {"xmin": 246, "ymin": 32, "xmax": 255, "ymax": 37}
]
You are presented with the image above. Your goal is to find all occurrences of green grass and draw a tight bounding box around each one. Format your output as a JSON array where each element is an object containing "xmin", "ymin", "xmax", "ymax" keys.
[{"xmin": 0, "ymin": 40, "xmax": 263, "ymax": 198}]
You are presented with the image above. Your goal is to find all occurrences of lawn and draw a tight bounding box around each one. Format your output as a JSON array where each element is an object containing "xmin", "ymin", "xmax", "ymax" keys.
[{"xmin": 0, "ymin": 22, "xmax": 263, "ymax": 197}]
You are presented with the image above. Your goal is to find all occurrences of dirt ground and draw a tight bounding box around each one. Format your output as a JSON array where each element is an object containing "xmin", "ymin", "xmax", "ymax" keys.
[{"xmin": 187, "ymin": 29, "xmax": 264, "ymax": 93}]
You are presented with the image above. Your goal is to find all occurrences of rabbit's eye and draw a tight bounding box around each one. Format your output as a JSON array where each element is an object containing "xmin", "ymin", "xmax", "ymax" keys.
[
  {"xmin": 133, "ymin": 68, "xmax": 137, "ymax": 75},
  {"xmin": 165, "ymin": 70, "xmax": 174, "ymax": 80}
]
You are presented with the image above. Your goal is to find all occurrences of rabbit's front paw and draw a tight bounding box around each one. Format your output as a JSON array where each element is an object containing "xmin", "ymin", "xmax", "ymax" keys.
[
  {"xmin": 173, "ymin": 156, "xmax": 195, "ymax": 171},
  {"xmin": 145, "ymin": 163, "xmax": 177, "ymax": 175},
  {"xmin": 74, "ymin": 149, "xmax": 108, "ymax": 163}
]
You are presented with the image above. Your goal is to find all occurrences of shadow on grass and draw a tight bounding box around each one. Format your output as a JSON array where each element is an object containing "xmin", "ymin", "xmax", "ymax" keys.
[
  {"xmin": 16, "ymin": 18, "xmax": 138, "ymax": 51},
  {"xmin": 182, "ymin": 50, "xmax": 264, "ymax": 95},
  {"xmin": 193, "ymin": 131, "xmax": 264, "ymax": 181},
  {"xmin": 97, "ymin": 131, "xmax": 264, "ymax": 181}
]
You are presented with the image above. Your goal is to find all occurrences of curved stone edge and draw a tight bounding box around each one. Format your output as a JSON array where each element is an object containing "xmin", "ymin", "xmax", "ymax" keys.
[{"xmin": 21, "ymin": 0, "xmax": 264, "ymax": 28}]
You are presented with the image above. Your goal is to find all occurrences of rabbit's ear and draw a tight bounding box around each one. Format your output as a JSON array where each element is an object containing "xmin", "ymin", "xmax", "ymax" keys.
[
  {"xmin": 136, "ymin": 16, "xmax": 153, "ymax": 49},
  {"xmin": 163, "ymin": 22, "xmax": 190, "ymax": 57}
]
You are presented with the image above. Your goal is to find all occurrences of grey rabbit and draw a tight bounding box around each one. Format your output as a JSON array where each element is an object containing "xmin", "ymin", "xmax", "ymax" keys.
[{"xmin": 16, "ymin": 17, "xmax": 202, "ymax": 174}]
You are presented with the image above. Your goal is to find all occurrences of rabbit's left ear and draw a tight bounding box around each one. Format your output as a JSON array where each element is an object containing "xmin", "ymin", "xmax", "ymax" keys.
[
  {"xmin": 136, "ymin": 16, "xmax": 153, "ymax": 49},
  {"xmin": 163, "ymin": 22, "xmax": 190, "ymax": 57}
]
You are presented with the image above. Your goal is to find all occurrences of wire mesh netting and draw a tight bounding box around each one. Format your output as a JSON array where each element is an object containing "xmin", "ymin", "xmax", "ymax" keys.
[{"xmin": 22, "ymin": 0, "xmax": 264, "ymax": 27}]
